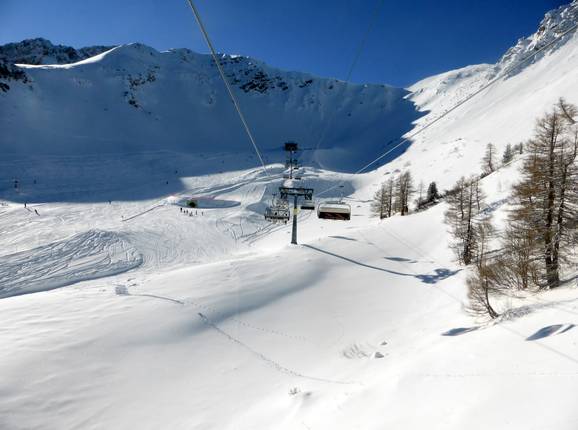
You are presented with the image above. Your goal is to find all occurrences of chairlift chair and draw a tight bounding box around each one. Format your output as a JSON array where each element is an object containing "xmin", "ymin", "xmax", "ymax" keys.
[
  {"xmin": 264, "ymin": 196, "xmax": 290, "ymax": 223},
  {"xmin": 317, "ymin": 200, "xmax": 351, "ymax": 220},
  {"xmin": 300, "ymin": 198, "xmax": 315, "ymax": 211}
]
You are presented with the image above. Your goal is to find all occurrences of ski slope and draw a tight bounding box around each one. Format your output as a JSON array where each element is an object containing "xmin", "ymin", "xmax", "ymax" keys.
[
  {"xmin": 1, "ymin": 2, "xmax": 578, "ymax": 429},
  {"xmin": 1, "ymin": 160, "xmax": 577, "ymax": 429}
]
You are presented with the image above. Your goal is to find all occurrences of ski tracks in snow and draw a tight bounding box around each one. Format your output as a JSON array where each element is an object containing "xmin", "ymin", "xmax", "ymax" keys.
[{"xmin": 0, "ymin": 229, "xmax": 142, "ymax": 298}]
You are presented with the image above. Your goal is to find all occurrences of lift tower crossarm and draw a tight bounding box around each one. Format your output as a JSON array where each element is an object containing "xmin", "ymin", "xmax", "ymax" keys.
[
  {"xmin": 279, "ymin": 187, "xmax": 313, "ymax": 200},
  {"xmin": 278, "ymin": 187, "xmax": 314, "ymax": 245}
]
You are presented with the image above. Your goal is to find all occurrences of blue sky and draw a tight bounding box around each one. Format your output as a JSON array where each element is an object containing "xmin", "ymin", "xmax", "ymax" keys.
[{"xmin": 0, "ymin": 0, "xmax": 569, "ymax": 87}]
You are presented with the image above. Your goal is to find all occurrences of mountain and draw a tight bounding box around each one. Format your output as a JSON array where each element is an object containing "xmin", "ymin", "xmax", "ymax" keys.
[
  {"xmin": 0, "ymin": 37, "xmax": 113, "ymax": 65},
  {"xmin": 0, "ymin": 2, "xmax": 576, "ymax": 201},
  {"xmin": 387, "ymin": 0, "xmax": 578, "ymax": 191},
  {"xmin": 0, "ymin": 40, "xmax": 420, "ymax": 173},
  {"xmin": 2, "ymin": 3, "xmax": 578, "ymax": 430}
]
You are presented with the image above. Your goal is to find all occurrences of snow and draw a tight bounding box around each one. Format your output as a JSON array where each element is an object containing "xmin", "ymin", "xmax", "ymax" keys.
[
  {"xmin": 1, "ymin": 2, "xmax": 578, "ymax": 429},
  {"xmin": 0, "ymin": 229, "xmax": 142, "ymax": 299},
  {"xmin": 1, "ymin": 42, "xmax": 421, "ymax": 173},
  {"xmin": 1, "ymin": 173, "xmax": 577, "ymax": 428}
]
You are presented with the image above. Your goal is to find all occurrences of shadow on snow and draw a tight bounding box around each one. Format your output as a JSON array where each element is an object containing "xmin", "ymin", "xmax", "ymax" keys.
[{"xmin": 303, "ymin": 244, "xmax": 459, "ymax": 285}]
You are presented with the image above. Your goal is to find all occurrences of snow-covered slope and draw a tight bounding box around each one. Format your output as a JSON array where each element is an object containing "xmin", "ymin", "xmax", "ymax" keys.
[
  {"xmin": 394, "ymin": 0, "xmax": 578, "ymax": 191},
  {"xmin": 0, "ymin": 40, "xmax": 420, "ymax": 174},
  {"xmin": 1, "ymin": 2, "xmax": 578, "ymax": 430}
]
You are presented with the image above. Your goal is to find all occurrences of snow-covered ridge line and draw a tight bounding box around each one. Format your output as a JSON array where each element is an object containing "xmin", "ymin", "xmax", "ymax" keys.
[
  {"xmin": 0, "ymin": 37, "xmax": 114, "ymax": 65},
  {"xmin": 0, "ymin": 39, "xmax": 419, "ymax": 174},
  {"xmin": 409, "ymin": 1, "xmax": 578, "ymax": 112}
]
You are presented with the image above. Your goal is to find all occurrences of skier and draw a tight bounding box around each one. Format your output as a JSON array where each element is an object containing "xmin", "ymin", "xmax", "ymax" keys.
[
  {"xmin": 34, "ymin": 209, "xmax": 39, "ymax": 216},
  {"xmin": 24, "ymin": 202, "xmax": 26, "ymax": 208}
]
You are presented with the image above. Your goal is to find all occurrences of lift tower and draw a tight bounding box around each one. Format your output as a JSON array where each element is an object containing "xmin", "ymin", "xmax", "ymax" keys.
[
  {"xmin": 279, "ymin": 186, "xmax": 314, "ymax": 245},
  {"xmin": 279, "ymin": 141, "xmax": 314, "ymax": 245}
]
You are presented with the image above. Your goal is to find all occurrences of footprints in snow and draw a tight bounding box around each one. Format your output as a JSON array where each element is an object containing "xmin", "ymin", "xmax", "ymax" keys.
[
  {"xmin": 114, "ymin": 278, "xmax": 139, "ymax": 296},
  {"xmin": 342, "ymin": 341, "xmax": 388, "ymax": 360}
]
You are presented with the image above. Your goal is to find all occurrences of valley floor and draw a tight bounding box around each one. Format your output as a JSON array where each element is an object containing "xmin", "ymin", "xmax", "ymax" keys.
[{"xmin": 1, "ymin": 156, "xmax": 577, "ymax": 430}]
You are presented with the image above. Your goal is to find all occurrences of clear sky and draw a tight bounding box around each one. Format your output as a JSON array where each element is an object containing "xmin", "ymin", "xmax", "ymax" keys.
[{"xmin": 0, "ymin": 0, "xmax": 570, "ymax": 87}]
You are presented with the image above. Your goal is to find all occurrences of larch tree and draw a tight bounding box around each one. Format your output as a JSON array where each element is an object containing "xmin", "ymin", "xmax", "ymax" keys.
[
  {"xmin": 371, "ymin": 178, "xmax": 394, "ymax": 219},
  {"xmin": 508, "ymin": 98, "xmax": 578, "ymax": 289},
  {"xmin": 466, "ymin": 218, "xmax": 501, "ymax": 319},
  {"xmin": 444, "ymin": 176, "xmax": 486, "ymax": 265},
  {"xmin": 371, "ymin": 184, "xmax": 387, "ymax": 219},
  {"xmin": 416, "ymin": 180, "xmax": 425, "ymax": 210},
  {"xmin": 395, "ymin": 171, "xmax": 414, "ymax": 216},
  {"xmin": 482, "ymin": 143, "xmax": 496, "ymax": 175}
]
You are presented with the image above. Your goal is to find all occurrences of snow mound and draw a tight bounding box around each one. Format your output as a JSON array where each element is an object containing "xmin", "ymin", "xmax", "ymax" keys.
[{"xmin": 0, "ymin": 229, "xmax": 142, "ymax": 299}]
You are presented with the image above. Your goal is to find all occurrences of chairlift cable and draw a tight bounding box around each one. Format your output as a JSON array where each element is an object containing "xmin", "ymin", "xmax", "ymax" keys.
[
  {"xmin": 185, "ymin": 0, "xmax": 271, "ymax": 178},
  {"xmin": 316, "ymin": 8, "xmax": 578, "ymax": 197},
  {"xmin": 313, "ymin": 0, "xmax": 385, "ymax": 157}
]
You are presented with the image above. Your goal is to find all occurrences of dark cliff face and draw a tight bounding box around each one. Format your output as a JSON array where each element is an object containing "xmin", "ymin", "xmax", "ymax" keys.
[
  {"xmin": 0, "ymin": 62, "xmax": 28, "ymax": 92},
  {"xmin": 0, "ymin": 38, "xmax": 115, "ymax": 92}
]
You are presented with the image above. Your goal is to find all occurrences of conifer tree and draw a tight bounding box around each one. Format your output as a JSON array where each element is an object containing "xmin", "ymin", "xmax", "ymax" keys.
[
  {"xmin": 502, "ymin": 143, "xmax": 514, "ymax": 165},
  {"xmin": 444, "ymin": 177, "xmax": 486, "ymax": 265},
  {"xmin": 426, "ymin": 181, "xmax": 439, "ymax": 203},
  {"xmin": 371, "ymin": 178, "xmax": 394, "ymax": 219},
  {"xmin": 395, "ymin": 171, "xmax": 414, "ymax": 216},
  {"xmin": 507, "ymin": 98, "xmax": 578, "ymax": 289},
  {"xmin": 482, "ymin": 143, "xmax": 496, "ymax": 174},
  {"xmin": 466, "ymin": 218, "xmax": 500, "ymax": 318}
]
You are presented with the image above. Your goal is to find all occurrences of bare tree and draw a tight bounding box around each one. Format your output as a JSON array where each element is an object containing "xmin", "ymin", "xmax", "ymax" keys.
[
  {"xmin": 371, "ymin": 184, "xmax": 387, "ymax": 219},
  {"xmin": 500, "ymin": 221, "xmax": 540, "ymax": 290},
  {"xmin": 416, "ymin": 180, "xmax": 424, "ymax": 209},
  {"xmin": 445, "ymin": 177, "xmax": 486, "ymax": 265},
  {"xmin": 371, "ymin": 178, "xmax": 394, "ymax": 219},
  {"xmin": 466, "ymin": 219, "xmax": 501, "ymax": 319},
  {"xmin": 482, "ymin": 143, "xmax": 496, "ymax": 174},
  {"xmin": 385, "ymin": 178, "xmax": 394, "ymax": 218},
  {"xmin": 508, "ymin": 98, "xmax": 578, "ymax": 289},
  {"xmin": 395, "ymin": 171, "xmax": 414, "ymax": 216}
]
